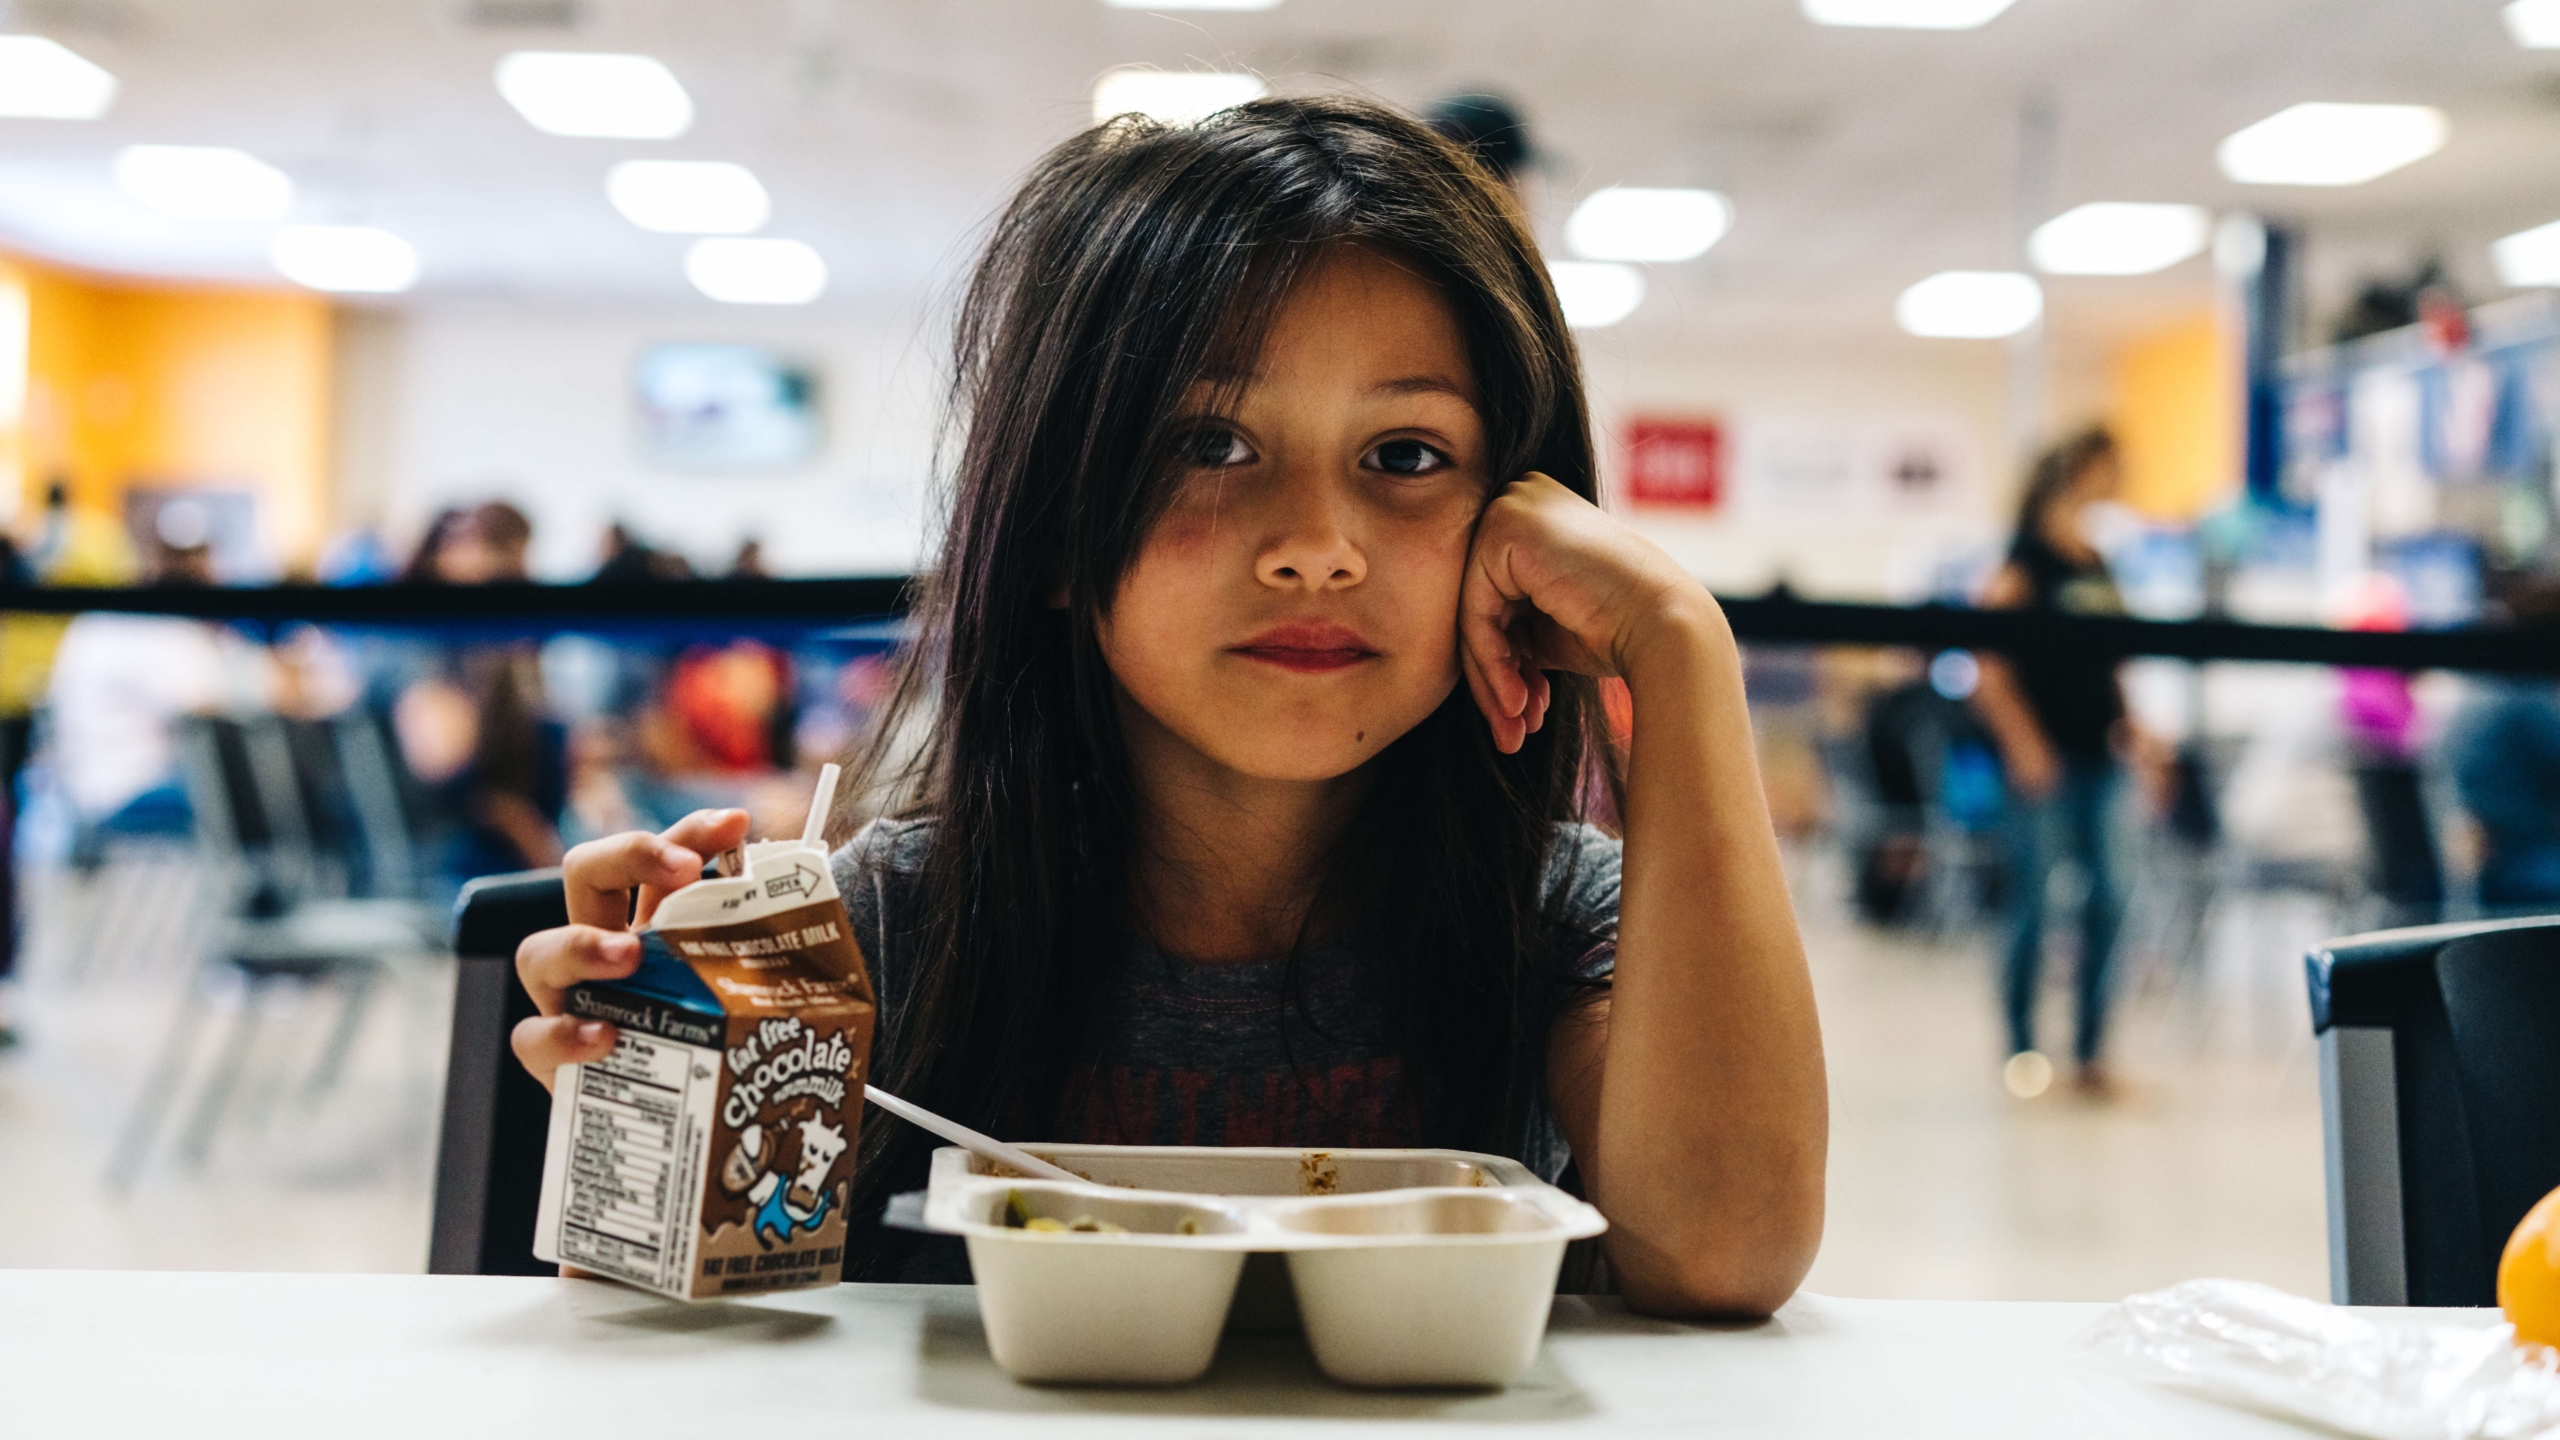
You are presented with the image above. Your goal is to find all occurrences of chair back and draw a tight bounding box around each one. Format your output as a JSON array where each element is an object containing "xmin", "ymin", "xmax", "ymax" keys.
[
  {"xmin": 428, "ymin": 869, "xmax": 565, "ymax": 1277},
  {"xmin": 2308, "ymin": 916, "xmax": 2560, "ymax": 1304},
  {"xmin": 330, "ymin": 709, "xmax": 423, "ymax": 899}
]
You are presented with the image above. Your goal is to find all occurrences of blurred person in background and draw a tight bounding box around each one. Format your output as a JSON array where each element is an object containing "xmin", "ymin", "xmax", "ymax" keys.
[
  {"xmin": 2334, "ymin": 574, "xmax": 2443, "ymax": 927},
  {"xmin": 2444, "ymin": 578, "xmax": 2560, "ymax": 914},
  {"xmin": 661, "ymin": 641, "xmax": 794, "ymax": 774},
  {"xmin": 46, "ymin": 499, "xmax": 267, "ymax": 864},
  {"xmin": 1426, "ymin": 92, "xmax": 1535, "ymax": 200},
  {"xmin": 592, "ymin": 520, "xmax": 691, "ymax": 583},
  {"xmin": 728, "ymin": 537, "xmax": 768, "ymax": 578},
  {"xmin": 24, "ymin": 477, "xmax": 138, "ymax": 586},
  {"xmin": 0, "ymin": 482, "xmax": 139, "ymax": 1045},
  {"xmin": 319, "ymin": 524, "xmax": 398, "ymax": 585},
  {"xmin": 400, "ymin": 507, "xmax": 467, "ymax": 584},
  {"xmin": 0, "ymin": 534, "xmax": 33, "ymax": 1048},
  {"xmin": 409, "ymin": 501, "xmax": 531, "ymax": 585},
  {"xmin": 1970, "ymin": 428, "xmax": 2143, "ymax": 1100},
  {"xmin": 390, "ymin": 501, "xmax": 567, "ymax": 887}
]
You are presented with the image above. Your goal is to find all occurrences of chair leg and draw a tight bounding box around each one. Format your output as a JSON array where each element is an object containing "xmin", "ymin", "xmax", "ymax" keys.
[
  {"xmin": 178, "ymin": 970, "xmax": 270, "ymax": 1169},
  {"xmin": 105, "ymin": 962, "xmax": 215, "ymax": 1191},
  {"xmin": 304, "ymin": 962, "xmax": 382, "ymax": 1103}
]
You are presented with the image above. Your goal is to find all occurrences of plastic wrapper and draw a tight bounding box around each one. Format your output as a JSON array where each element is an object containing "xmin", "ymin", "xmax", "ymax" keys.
[{"xmin": 2087, "ymin": 1278, "xmax": 2560, "ymax": 1440}]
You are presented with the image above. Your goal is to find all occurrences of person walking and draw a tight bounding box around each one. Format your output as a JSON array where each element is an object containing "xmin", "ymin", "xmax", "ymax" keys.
[{"xmin": 1971, "ymin": 428, "xmax": 2140, "ymax": 1099}]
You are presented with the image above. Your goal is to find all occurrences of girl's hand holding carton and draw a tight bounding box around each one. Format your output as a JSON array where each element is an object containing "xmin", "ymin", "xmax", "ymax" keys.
[{"xmin": 516, "ymin": 771, "xmax": 878, "ymax": 1302}]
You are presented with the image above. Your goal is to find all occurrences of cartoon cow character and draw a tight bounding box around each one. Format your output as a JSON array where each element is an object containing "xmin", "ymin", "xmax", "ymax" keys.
[
  {"xmin": 720, "ymin": 1123, "xmax": 767, "ymax": 1196},
  {"xmin": 743, "ymin": 1113, "xmax": 844, "ymax": 1247}
]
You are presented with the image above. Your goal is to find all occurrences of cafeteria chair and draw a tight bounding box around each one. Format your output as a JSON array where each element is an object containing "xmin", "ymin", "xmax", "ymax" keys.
[
  {"xmin": 2306, "ymin": 915, "xmax": 2560, "ymax": 1306},
  {"xmin": 107, "ymin": 712, "xmax": 444, "ymax": 1187},
  {"xmin": 429, "ymin": 869, "xmax": 564, "ymax": 1277},
  {"xmin": 2347, "ymin": 762, "xmax": 2446, "ymax": 932}
]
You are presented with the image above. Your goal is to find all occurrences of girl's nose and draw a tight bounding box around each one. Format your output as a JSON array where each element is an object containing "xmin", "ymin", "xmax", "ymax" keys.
[{"xmin": 1254, "ymin": 489, "xmax": 1367, "ymax": 591}]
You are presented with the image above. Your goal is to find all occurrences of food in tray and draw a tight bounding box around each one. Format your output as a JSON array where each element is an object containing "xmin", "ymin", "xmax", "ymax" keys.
[{"xmin": 1003, "ymin": 1188, "xmax": 1202, "ymax": 1235}]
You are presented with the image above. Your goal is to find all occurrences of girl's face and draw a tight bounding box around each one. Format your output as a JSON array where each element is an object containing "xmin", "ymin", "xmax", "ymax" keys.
[{"xmin": 1098, "ymin": 245, "xmax": 1489, "ymax": 784}]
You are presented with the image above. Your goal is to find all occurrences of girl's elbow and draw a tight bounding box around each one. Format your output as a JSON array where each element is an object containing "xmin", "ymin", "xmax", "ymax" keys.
[
  {"xmin": 1620, "ymin": 1252, "xmax": 1812, "ymax": 1321},
  {"xmin": 1612, "ymin": 1214, "xmax": 1824, "ymax": 1321}
]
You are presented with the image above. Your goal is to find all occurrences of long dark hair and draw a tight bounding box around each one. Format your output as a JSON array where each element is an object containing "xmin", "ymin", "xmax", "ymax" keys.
[
  {"xmin": 2012, "ymin": 425, "xmax": 2118, "ymax": 541},
  {"xmin": 837, "ymin": 96, "xmax": 1607, "ymax": 1270}
]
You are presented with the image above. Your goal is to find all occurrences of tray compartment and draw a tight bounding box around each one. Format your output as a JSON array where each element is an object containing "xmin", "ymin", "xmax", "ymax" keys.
[{"xmin": 1274, "ymin": 1189, "xmax": 1575, "ymax": 1387}]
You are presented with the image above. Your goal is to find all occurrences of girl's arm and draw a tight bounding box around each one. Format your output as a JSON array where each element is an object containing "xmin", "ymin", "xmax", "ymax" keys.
[{"xmin": 1462, "ymin": 476, "xmax": 1826, "ymax": 1319}]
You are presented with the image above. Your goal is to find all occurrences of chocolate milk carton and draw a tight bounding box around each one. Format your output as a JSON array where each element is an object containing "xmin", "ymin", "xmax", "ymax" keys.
[{"xmin": 533, "ymin": 828, "xmax": 876, "ymax": 1301}]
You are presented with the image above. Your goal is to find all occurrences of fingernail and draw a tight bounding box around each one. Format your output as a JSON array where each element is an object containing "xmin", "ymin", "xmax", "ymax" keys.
[
  {"xmin": 578, "ymin": 1021, "xmax": 610, "ymax": 1044},
  {"xmin": 603, "ymin": 932, "xmax": 639, "ymax": 961}
]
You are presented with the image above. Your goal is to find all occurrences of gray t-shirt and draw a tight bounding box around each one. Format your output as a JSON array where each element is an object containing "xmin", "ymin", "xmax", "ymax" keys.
[{"xmin": 831, "ymin": 817, "xmax": 1620, "ymax": 1279}]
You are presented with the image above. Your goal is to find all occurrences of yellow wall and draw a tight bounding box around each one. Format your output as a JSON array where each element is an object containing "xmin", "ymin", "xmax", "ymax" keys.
[
  {"xmin": 0, "ymin": 253, "xmax": 332, "ymax": 569},
  {"xmin": 2107, "ymin": 309, "xmax": 2239, "ymax": 522}
]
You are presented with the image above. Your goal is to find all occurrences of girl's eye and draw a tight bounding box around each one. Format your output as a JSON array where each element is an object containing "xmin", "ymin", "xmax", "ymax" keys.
[
  {"xmin": 1186, "ymin": 427, "xmax": 1255, "ymax": 468},
  {"xmin": 1367, "ymin": 438, "xmax": 1452, "ymax": 477}
]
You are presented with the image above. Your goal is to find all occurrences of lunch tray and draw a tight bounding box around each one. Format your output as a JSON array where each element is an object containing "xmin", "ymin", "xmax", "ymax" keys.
[{"xmin": 915, "ymin": 1143, "xmax": 1606, "ymax": 1388}]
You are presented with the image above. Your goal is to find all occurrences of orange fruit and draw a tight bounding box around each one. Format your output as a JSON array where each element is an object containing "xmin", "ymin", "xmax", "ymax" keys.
[{"xmin": 2500, "ymin": 1185, "xmax": 2560, "ymax": 1351}]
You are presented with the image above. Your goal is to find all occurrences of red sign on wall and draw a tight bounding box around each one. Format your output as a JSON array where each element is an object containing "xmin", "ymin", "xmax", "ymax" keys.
[{"xmin": 1622, "ymin": 417, "xmax": 1724, "ymax": 508}]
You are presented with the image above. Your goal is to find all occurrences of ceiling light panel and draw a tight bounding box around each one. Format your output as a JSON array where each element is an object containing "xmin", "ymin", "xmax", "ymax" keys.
[
  {"xmin": 113, "ymin": 145, "xmax": 294, "ymax": 221},
  {"xmin": 2217, "ymin": 103, "xmax": 2446, "ymax": 187},
  {"xmin": 2494, "ymin": 219, "xmax": 2560, "ymax": 287},
  {"xmin": 2029, "ymin": 202, "xmax": 2211, "ymax": 276},
  {"xmin": 1802, "ymin": 0, "xmax": 2018, "ymax": 29},
  {"xmin": 496, "ymin": 51, "xmax": 693, "ymax": 139},
  {"xmin": 272, "ymin": 225, "xmax": 420, "ymax": 293},
  {"xmin": 2507, "ymin": 0, "xmax": 2560, "ymax": 47},
  {"xmin": 1091, "ymin": 68, "xmax": 1267, "ymax": 125},
  {"xmin": 1548, "ymin": 261, "xmax": 1645, "ymax": 329},
  {"xmin": 1896, "ymin": 271, "xmax": 2042, "ymax": 338},
  {"xmin": 686, "ymin": 237, "xmax": 826, "ymax": 304},
  {"xmin": 1102, "ymin": 0, "xmax": 1281, "ymax": 7},
  {"xmin": 1565, "ymin": 187, "xmax": 1733, "ymax": 263},
  {"xmin": 608, "ymin": 161, "xmax": 769, "ymax": 234},
  {"xmin": 0, "ymin": 35, "xmax": 116, "ymax": 118}
]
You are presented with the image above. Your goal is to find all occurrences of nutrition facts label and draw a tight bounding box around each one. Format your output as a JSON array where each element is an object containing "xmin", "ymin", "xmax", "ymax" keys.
[{"xmin": 551, "ymin": 1033, "xmax": 716, "ymax": 1293}]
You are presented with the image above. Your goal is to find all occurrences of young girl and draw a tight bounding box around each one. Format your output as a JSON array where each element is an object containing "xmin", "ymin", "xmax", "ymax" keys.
[{"xmin": 511, "ymin": 97, "xmax": 1826, "ymax": 1317}]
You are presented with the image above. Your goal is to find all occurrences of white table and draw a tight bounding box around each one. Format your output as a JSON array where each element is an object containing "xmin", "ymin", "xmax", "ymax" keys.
[{"xmin": 0, "ymin": 1270, "xmax": 2482, "ymax": 1437}]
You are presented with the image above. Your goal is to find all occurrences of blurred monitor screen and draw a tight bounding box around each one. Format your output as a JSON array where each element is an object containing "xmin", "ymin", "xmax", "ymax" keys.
[{"xmin": 634, "ymin": 343, "xmax": 821, "ymax": 469}]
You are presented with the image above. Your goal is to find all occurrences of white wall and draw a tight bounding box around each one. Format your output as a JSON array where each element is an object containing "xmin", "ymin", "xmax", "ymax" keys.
[
  {"xmin": 332, "ymin": 300, "xmax": 943, "ymax": 580},
  {"xmin": 333, "ymin": 300, "xmax": 2110, "ymax": 596},
  {"xmin": 1582, "ymin": 332, "xmax": 2112, "ymax": 602}
]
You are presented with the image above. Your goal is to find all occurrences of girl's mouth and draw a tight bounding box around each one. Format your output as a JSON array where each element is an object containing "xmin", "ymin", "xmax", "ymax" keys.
[{"xmin": 1230, "ymin": 623, "xmax": 1379, "ymax": 673}]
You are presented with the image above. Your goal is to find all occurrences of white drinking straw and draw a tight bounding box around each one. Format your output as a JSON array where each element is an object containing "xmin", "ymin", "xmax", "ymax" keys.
[
  {"xmin": 801, "ymin": 762, "xmax": 840, "ymax": 848},
  {"xmin": 862, "ymin": 1083, "xmax": 1084, "ymax": 1185}
]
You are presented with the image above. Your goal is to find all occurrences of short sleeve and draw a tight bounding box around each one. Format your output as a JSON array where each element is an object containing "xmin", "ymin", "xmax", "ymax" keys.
[
  {"xmin": 831, "ymin": 817, "xmax": 932, "ymax": 1028},
  {"xmin": 1543, "ymin": 822, "xmax": 1621, "ymax": 984}
]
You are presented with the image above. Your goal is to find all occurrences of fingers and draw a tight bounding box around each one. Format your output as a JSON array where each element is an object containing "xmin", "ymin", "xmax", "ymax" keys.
[
  {"xmin": 516, "ymin": 924, "xmax": 641, "ymax": 1015},
  {"xmin": 512, "ymin": 1014, "xmax": 619, "ymax": 1093},
  {"xmin": 1460, "ymin": 540, "xmax": 1532, "ymax": 751},
  {"xmin": 559, "ymin": 810, "xmax": 748, "ymax": 929},
  {"xmin": 636, "ymin": 809, "xmax": 754, "ymax": 926},
  {"xmin": 658, "ymin": 807, "xmax": 753, "ymax": 861},
  {"xmin": 1458, "ymin": 635, "xmax": 1525, "ymax": 755},
  {"xmin": 562, "ymin": 829, "xmax": 707, "ymax": 929}
]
